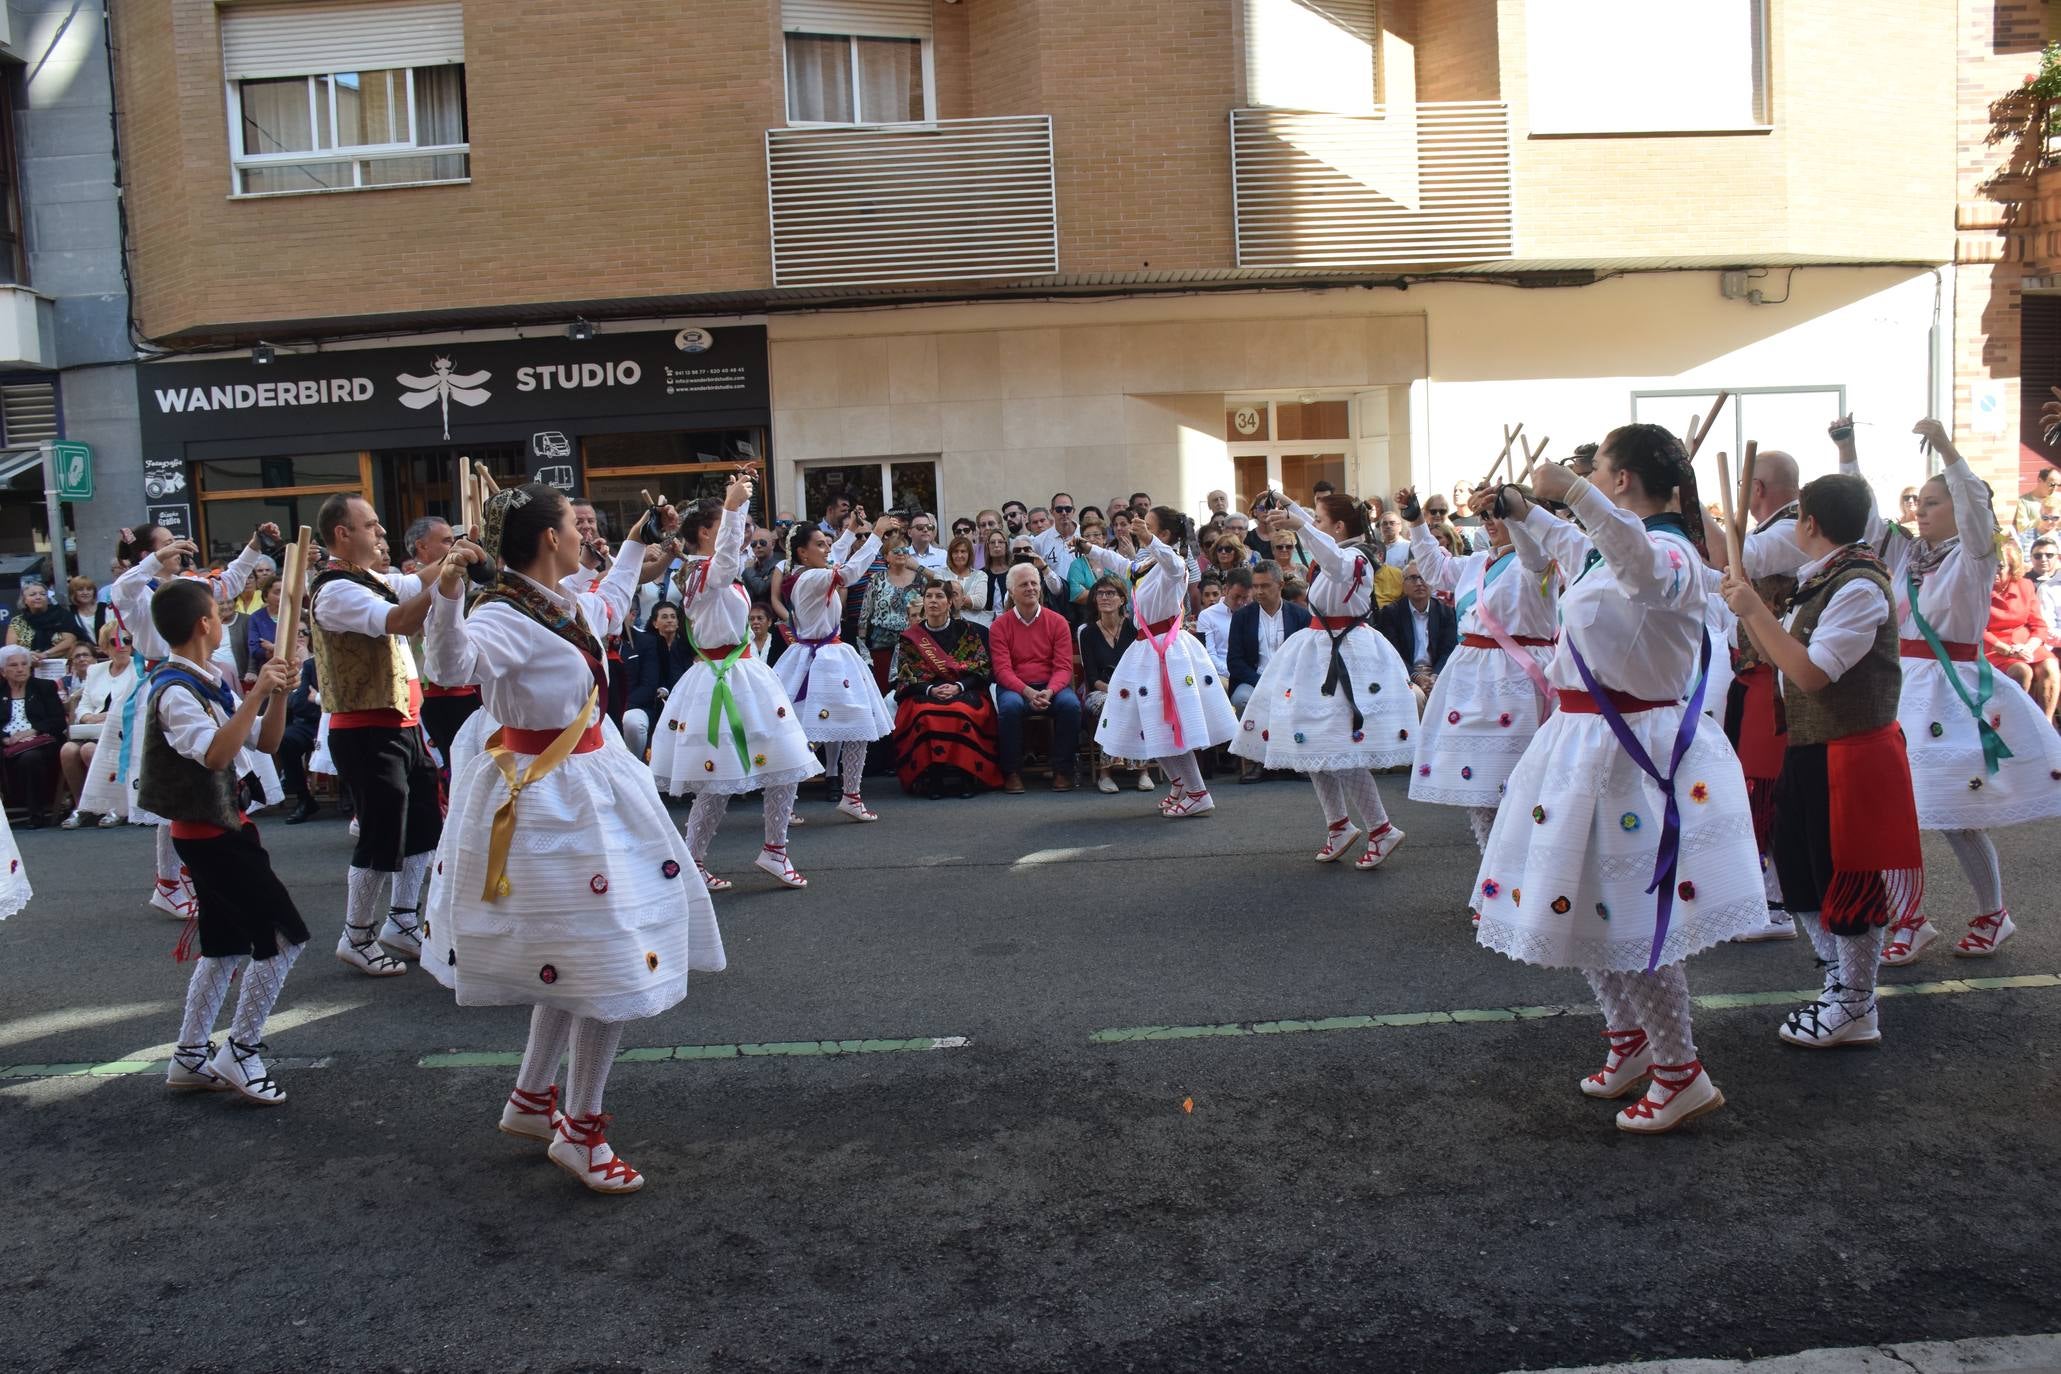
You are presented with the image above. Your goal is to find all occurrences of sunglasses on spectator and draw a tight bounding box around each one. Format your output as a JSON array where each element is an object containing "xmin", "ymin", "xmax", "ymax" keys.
[
  {"xmin": 1424, "ymin": 506, "xmax": 1449, "ymax": 517},
  {"xmin": 1052, "ymin": 504, "xmax": 1073, "ymax": 514}
]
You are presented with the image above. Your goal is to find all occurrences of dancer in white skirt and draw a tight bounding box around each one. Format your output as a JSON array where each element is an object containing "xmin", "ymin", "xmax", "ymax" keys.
[
  {"xmin": 1471, "ymin": 426, "xmax": 1770, "ymax": 1134},
  {"xmin": 0, "ymin": 797, "xmax": 28, "ymax": 920},
  {"xmin": 1850, "ymin": 420, "xmax": 2061, "ymax": 964},
  {"xmin": 775, "ymin": 511, "xmax": 898, "ymax": 823},
  {"xmin": 1230, "ymin": 493, "xmax": 1414, "ymax": 867},
  {"xmin": 1402, "ymin": 482, "xmax": 1561, "ymax": 852},
  {"xmin": 647, "ymin": 474, "xmax": 820, "ymax": 889},
  {"xmin": 69, "ymin": 623, "xmax": 138, "ymax": 825},
  {"xmin": 422, "ymin": 484, "xmax": 722, "ymax": 1195},
  {"xmin": 108, "ymin": 521, "xmax": 277, "ymax": 918},
  {"xmin": 1073, "ymin": 507, "xmax": 1238, "ymax": 817}
]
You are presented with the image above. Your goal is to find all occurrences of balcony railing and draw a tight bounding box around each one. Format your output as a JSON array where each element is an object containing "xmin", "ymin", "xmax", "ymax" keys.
[
  {"xmin": 765, "ymin": 115, "xmax": 1058, "ymax": 289},
  {"xmin": 1230, "ymin": 103, "xmax": 1514, "ymax": 269}
]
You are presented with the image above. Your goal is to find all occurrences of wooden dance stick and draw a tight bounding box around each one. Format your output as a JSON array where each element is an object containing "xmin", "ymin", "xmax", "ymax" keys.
[
  {"xmin": 274, "ymin": 525, "xmax": 313, "ymax": 666},
  {"xmin": 1518, "ymin": 434, "xmax": 1550, "ymax": 481},
  {"xmin": 1735, "ymin": 441, "xmax": 1758, "ymax": 550},
  {"xmin": 1482, "ymin": 422, "xmax": 1525, "ymax": 489},
  {"xmin": 455, "ymin": 456, "xmax": 477, "ymax": 537},
  {"xmin": 1715, "ymin": 451, "xmax": 1744, "ymax": 572},
  {"xmin": 1684, "ymin": 391, "xmax": 1731, "ymax": 461}
]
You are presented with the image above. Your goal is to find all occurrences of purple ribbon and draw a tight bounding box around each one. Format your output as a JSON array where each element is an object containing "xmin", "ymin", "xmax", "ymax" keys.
[
  {"xmin": 1565, "ymin": 629, "xmax": 1712, "ymax": 972},
  {"xmin": 790, "ymin": 634, "xmax": 840, "ymax": 702}
]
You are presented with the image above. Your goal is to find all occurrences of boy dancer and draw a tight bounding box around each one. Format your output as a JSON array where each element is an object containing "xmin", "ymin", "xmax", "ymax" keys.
[
  {"xmin": 1721, "ymin": 474, "xmax": 1922, "ymax": 1047},
  {"xmin": 144, "ymin": 579, "xmax": 307, "ymax": 1103}
]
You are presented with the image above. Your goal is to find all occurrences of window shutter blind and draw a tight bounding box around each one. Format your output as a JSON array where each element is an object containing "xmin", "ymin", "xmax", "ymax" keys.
[
  {"xmin": 781, "ymin": 0, "xmax": 931, "ymax": 40},
  {"xmin": 0, "ymin": 382, "xmax": 58, "ymax": 447},
  {"xmin": 1244, "ymin": 0, "xmax": 1378, "ymax": 113},
  {"xmin": 221, "ymin": 1, "xmax": 465, "ymax": 80}
]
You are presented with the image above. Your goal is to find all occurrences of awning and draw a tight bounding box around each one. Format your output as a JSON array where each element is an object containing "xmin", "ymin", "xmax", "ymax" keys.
[{"xmin": 0, "ymin": 449, "xmax": 44, "ymax": 488}]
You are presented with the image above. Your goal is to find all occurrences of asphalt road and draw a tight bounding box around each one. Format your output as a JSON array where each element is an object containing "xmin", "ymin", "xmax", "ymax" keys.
[{"xmin": 4, "ymin": 770, "xmax": 2058, "ymax": 1374}]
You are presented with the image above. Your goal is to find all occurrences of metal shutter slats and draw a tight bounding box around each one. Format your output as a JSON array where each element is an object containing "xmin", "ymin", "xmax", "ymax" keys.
[{"xmin": 221, "ymin": 1, "xmax": 464, "ymax": 80}]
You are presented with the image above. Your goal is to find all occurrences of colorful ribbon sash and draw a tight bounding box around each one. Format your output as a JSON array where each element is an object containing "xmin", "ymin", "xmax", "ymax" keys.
[
  {"xmin": 1906, "ymin": 571, "xmax": 2011, "ymax": 775},
  {"xmin": 696, "ymin": 636, "xmax": 754, "ymax": 772},
  {"xmin": 479, "ymin": 685, "xmax": 599, "ymax": 903},
  {"xmin": 1136, "ymin": 613, "xmax": 1185, "ymax": 751},
  {"xmin": 1465, "ymin": 552, "xmax": 1557, "ymax": 710}
]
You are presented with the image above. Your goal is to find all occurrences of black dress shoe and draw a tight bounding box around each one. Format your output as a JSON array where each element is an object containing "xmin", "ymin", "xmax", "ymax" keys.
[
  {"xmin": 22, "ymin": 813, "xmax": 44, "ymax": 830},
  {"xmin": 285, "ymin": 798, "xmax": 319, "ymax": 825},
  {"xmin": 1237, "ymin": 763, "xmax": 1263, "ymax": 785}
]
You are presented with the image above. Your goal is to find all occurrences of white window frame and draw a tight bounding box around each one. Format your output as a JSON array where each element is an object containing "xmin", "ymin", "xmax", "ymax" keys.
[
  {"xmin": 225, "ymin": 63, "xmax": 470, "ymax": 197},
  {"xmin": 1225, "ymin": 393, "xmax": 1363, "ymax": 497},
  {"xmin": 781, "ymin": 30, "xmax": 938, "ymax": 128},
  {"xmin": 793, "ymin": 455, "xmax": 943, "ymax": 524}
]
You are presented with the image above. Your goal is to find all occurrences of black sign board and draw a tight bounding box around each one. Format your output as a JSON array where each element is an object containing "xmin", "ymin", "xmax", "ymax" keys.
[
  {"xmin": 136, "ymin": 326, "xmax": 769, "ymax": 460},
  {"xmin": 148, "ymin": 504, "xmax": 194, "ymax": 544}
]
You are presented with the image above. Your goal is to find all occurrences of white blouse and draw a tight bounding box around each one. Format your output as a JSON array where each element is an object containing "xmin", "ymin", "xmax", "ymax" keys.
[
  {"xmin": 789, "ymin": 530, "xmax": 881, "ymax": 640},
  {"xmin": 1892, "ymin": 460, "xmax": 1996, "ymax": 645},
  {"xmin": 1282, "ymin": 500, "xmax": 1374, "ymax": 620},
  {"xmin": 110, "ymin": 543, "xmax": 266, "ymax": 662},
  {"xmin": 426, "ymin": 554, "xmax": 642, "ymax": 734},
  {"xmin": 1078, "ymin": 535, "xmax": 1185, "ymax": 626},
  {"xmin": 678, "ymin": 508, "xmax": 753, "ymax": 651},
  {"xmin": 1409, "ymin": 516, "xmax": 1558, "ymax": 641}
]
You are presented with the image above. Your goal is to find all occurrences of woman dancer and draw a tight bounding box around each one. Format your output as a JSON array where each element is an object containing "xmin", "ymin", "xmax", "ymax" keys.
[
  {"xmin": 422, "ymin": 485, "xmax": 722, "ymax": 1195},
  {"xmin": 647, "ymin": 474, "xmax": 820, "ymax": 890},
  {"xmin": 1867, "ymin": 421, "xmax": 2061, "ymax": 962},
  {"xmin": 1074, "ymin": 507, "xmax": 1237, "ymax": 817},
  {"xmin": 1403, "ymin": 482, "xmax": 1561, "ymax": 852},
  {"xmin": 1472, "ymin": 427, "xmax": 1770, "ymax": 1134},
  {"xmin": 1230, "ymin": 494, "xmax": 1416, "ymax": 866},
  {"xmin": 68, "ymin": 623, "xmax": 137, "ymax": 826},
  {"xmin": 777, "ymin": 511, "xmax": 898, "ymax": 821}
]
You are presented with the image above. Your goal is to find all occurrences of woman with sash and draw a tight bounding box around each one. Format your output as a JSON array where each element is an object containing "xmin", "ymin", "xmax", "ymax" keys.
[
  {"xmin": 1401, "ymin": 482, "xmax": 1561, "ymax": 854},
  {"xmin": 422, "ymin": 484, "xmax": 721, "ymax": 1195},
  {"xmin": 890, "ymin": 580, "xmax": 1001, "ymax": 798},
  {"xmin": 775, "ymin": 512, "xmax": 898, "ymax": 822},
  {"xmin": 1471, "ymin": 425, "xmax": 1769, "ymax": 1134},
  {"xmin": 1229, "ymin": 493, "xmax": 1416, "ymax": 867},
  {"xmin": 1863, "ymin": 420, "xmax": 2061, "ymax": 964},
  {"xmin": 646, "ymin": 475, "xmax": 819, "ymax": 891},
  {"xmin": 1073, "ymin": 507, "xmax": 1237, "ymax": 818}
]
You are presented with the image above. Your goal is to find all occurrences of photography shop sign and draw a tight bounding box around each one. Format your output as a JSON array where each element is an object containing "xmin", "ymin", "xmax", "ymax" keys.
[{"xmin": 136, "ymin": 325, "xmax": 769, "ymax": 460}]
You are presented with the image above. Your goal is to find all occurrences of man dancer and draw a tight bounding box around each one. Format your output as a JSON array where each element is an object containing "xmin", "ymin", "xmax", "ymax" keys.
[
  {"xmin": 1722, "ymin": 448, "xmax": 1807, "ymax": 942},
  {"xmin": 405, "ymin": 515, "xmax": 480, "ymax": 765},
  {"xmin": 308, "ymin": 494, "xmax": 439, "ymax": 976}
]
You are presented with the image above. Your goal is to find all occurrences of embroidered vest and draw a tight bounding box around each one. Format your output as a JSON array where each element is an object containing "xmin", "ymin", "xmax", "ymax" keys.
[
  {"xmin": 309, "ymin": 568, "xmax": 411, "ymax": 716},
  {"xmin": 1735, "ymin": 503, "xmax": 1801, "ymax": 673},
  {"xmin": 135, "ymin": 678, "xmax": 244, "ymax": 831},
  {"xmin": 1781, "ymin": 558, "xmax": 1901, "ymax": 747}
]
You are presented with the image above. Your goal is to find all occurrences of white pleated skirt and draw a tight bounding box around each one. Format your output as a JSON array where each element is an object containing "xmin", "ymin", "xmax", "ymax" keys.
[
  {"xmin": 1093, "ymin": 632, "xmax": 1238, "ymax": 759},
  {"xmin": 1407, "ymin": 643, "xmax": 1555, "ymax": 807},
  {"xmin": 1899, "ymin": 657, "xmax": 2061, "ymax": 831},
  {"xmin": 774, "ymin": 640, "xmax": 894, "ymax": 744},
  {"xmin": 647, "ymin": 658, "xmax": 820, "ymax": 796},
  {"xmin": 1228, "ymin": 625, "xmax": 1416, "ymax": 771}
]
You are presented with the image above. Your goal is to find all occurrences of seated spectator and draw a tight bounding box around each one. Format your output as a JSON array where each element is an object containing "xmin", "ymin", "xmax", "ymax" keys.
[
  {"xmin": 11, "ymin": 580, "xmax": 84, "ymax": 677},
  {"xmin": 989, "ymin": 563, "xmax": 1079, "ymax": 794},
  {"xmin": 624, "ymin": 601, "xmax": 691, "ymax": 759},
  {"xmin": 1376, "ymin": 562, "xmax": 1458, "ymax": 712},
  {"xmin": 0, "ymin": 643, "xmax": 66, "ymax": 827},
  {"xmin": 62, "ymin": 576, "xmax": 99, "ymax": 647},
  {"xmin": 281, "ymin": 649, "xmax": 325, "ymax": 823},
  {"xmin": 1985, "ymin": 539, "xmax": 2059, "ymax": 719},
  {"xmin": 246, "ymin": 578, "xmax": 282, "ymax": 681},
  {"xmin": 951, "ymin": 516, "xmax": 976, "ymax": 542},
  {"xmin": 2031, "ymin": 535, "xmax": 2061, "ymax": 651},
  {"xmin": 1207, "ymin": 533, "xmax": 1251, "ymax": 578},
  {"xmin": 906, "ymin": 512, "xmax": 950, "ymax": 574},
  {"xmin": 1282, "ymin": 574, "xmax": 1309, "ymax": 607},
  {"xmin": 1197, "ymin": 565, "xmax": 1252, "ymax": 677},
  {"xmin": 1077, "ymin": 575, "xmax": 1153, "ymax": 794},
  {"xmin": 1269, "ymin": 527, "xmax": 1311, "ymax": 577},
  {"xmin": 1069, "ymin": 519, "xmax": 1122, "ymax": 612},
  {"xmin": 890, "ymin": 581, "xmax": 1001, "ymax": 799},
  {"xmin": 68, "ymin": 621, "xmax": 135, "ymax": 826},
  {"xmin": 856, "ymin": 530, "xmax": 926, "ymax": 690},
  {"xmin": 741, "ymin": 529, "xmax": 783, "ymax": 604},
  {"xmin": 1421, "ymin": 495, "xmax": 1474, "ymax": 557},
  {"xmin": 746, "ymin": 600, "xmax": 785, "ymax": 668},
  {"xmin": 55, "ymin": 644, "xmax": 100, "ymax": 821},
  {"xmin": 1228, "ymin": 561, "xmax": 1311, "ymax": 781},
  {"xmin": 1376, "ymin": 511, "xmax": 1412, "ymax": 568}
]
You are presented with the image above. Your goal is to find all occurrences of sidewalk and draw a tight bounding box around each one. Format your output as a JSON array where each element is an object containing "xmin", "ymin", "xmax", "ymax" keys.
[{"xmin": 1519, "ymin": 1336, "xmax": 2061, "ymax": 1374}]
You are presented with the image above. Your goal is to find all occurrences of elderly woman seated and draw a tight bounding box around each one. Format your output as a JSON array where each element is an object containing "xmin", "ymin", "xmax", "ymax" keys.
[
  {"xmin": 0, "ymin": 643, "xmax": 67, "ymax": 827},
  {"xmin": 888, "ymin": 579, "xmax": 1001, "ymax": 799}
]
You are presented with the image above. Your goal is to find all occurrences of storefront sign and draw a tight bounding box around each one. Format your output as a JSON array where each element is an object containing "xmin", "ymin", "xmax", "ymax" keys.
[
  {"xmin": 52, "ymin": 441, "xmax": 92, "ymax": 499},
  {"xmin": 136, "ymin": 325, "xmax": 769, "ymax": 460},
  {"xmin": 142, "ymin": 456, "xmax": 190, "ymax": 503},
  {"xmin": 149, "ymin": 503, "xmax": 194, "ymax": 543}
]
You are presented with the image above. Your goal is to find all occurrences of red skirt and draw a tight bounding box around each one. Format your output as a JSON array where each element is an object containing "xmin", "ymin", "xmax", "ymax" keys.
[{"xmin": 893, "ymin": 691, "xmax": 1002, "ymax": 794}]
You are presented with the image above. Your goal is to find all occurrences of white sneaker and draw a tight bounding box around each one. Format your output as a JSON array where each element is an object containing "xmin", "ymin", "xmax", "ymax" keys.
[
  {"xmin": 1314, "ymin": 820, "xmax": 1362, "ymax": 864},
  {"xmin": 1579, "ymin": 1028, "xmax": 1653, "ymax": 1099},
  {"xmin": 208, "ymin": 1037, "xmax": 286, "ymax": 1105},
  {"xmin": 1881, "ymin": 916, "xmax": 1940, "ymax": 966},
  {"xmin": 335, "ymin": 927, "xmax": 409, "ymax": 977},
  {"xmin": 549, "ymin": 1113, "xmax": 645, "ymax": 1194},
  {"xmin": 755, "ymin": 845, "xmax": 808, "ymax": 888},
  {"xmin": 1953, "ymin": 909, "xmax": 2016, "ymax": 958},
  {"xmin": 1353, "ymin": 823, "xmax": 1405, "ymax": 870},
  {"xmin": 498, "ymin": 1084, "xmax": 563, "ymax": 1142},
  {"xmin": 165, "ymin": 1042, "xmax": 229, "ymax": 1092},
  {"xmin": 835, "ymin": 793, "xmax": 879, "ymax": 823},
  {"xmin": 1616, "ymin": 1060, "xmax": 1724, "ymax": 1134},
  {"xmin": 378, "ymin": 909, "xmax": 424, "ymax": 960},
  {"xmin": 1733, "ymin": 909, "xmax": 1798, "ymax": 943},
  {"xmin": 1779, "ymin": 993, "xmax": 1881, "ymax": 1048}
]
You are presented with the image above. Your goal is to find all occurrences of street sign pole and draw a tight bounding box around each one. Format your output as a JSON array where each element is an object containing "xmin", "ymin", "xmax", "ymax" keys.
[{"xmin": 38, "ymin": 443, "xmax": 67, "ymax": 586}]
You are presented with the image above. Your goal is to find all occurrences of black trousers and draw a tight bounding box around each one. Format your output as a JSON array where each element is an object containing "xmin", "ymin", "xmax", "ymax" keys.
[
  {"xmin": 419, "ymin": 692, "xmax": 482, "ymax": 766},
  {"xmin": 277, "ymin": 721, "xmax": 318, "ymax": 801},
  {"xmin": 326, "ymin": 723, "xmax": 442, "ymax": 871},
  {"xmin": 175, "ymin": 822, "xmax": 310, "ymax": 960}
]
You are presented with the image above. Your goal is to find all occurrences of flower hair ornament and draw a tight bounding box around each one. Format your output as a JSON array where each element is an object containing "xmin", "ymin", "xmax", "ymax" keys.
[{"xmin": 479, "ymin": 485, "xmax": 534, "ymax": 567}]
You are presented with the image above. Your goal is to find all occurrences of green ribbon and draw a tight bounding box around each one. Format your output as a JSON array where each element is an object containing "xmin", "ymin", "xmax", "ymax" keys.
[
  {"xmin": 1908, "ymin": 571, "xmax": 2012, "ymax": 775},
  {"xmin": 695, "ymin": 633, "xmax": 754, "ymax": 773}
]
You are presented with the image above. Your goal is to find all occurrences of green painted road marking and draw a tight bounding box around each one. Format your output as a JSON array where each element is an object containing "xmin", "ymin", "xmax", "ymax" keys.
[
  {"xmin": 0, "ymin": 1056, "xmax": 332, "ymax": 1081},
  {"xmin": 419, "ymin": 1034, "xmax": 970, "ymax": 1070},
  {"xmin": 1088, "ymin": 972, "xmax": 2061, "ymax": 1046}
]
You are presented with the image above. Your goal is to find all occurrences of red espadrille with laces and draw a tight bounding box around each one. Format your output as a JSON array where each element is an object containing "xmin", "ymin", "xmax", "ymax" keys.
[
  {"xmin": 548, "ymin": 1112, "xmax": 644, "ymax": 1194},
  {"xmin": 1880, "ymin": 913, "xmax": 1939, "ymax": 966},
  {"xmin": 1952, "ymin": 909, "xmax": 2015, "ymax": 958},
  {"xmin": 1616, "ymin": 1060, "xmax": 1724, "ymax": 1134},
  {"xmin": 498, "ymin": 1084, "xmax": 563, "ymax": 1142},
  {"xmin": 1579, "ymin": 1028, "xmax": 1653, "ymax": 1100},
  {"xmin": 754, "ymin": 844, "xmax": 807, "ymax": 888},
  {"xmin": 1314, "ymin": 819, "xmax": 1362, "ymax": 864}
]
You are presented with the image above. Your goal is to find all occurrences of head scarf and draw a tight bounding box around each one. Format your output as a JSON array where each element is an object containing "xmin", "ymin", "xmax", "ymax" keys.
[{"xmin": 479, "ymin": 486, "xmax": 533, "ymax": 567}]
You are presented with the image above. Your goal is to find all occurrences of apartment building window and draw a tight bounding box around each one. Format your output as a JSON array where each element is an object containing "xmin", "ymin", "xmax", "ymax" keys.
[
  {"xmin": 1526, "ymin": 0, "xmax": 1769, "ymax": 135},
  {"xmin": 194, "ymin": 452, "xmax": 372, "ymax": 564},
  {"xmin": 781, "ymin": 0, "xmax": 933, "ymax": 125},
  {"xmin": 1227, "ymin": 396, "xmax": 1355, "ymax": 508},
  {"xmin": 1244, "ymin": 0, "xmax": 1379, "ymax": 115},
  {"xmin": 221, "ymin": 1, "xmax": 469, "ymax": 195}
]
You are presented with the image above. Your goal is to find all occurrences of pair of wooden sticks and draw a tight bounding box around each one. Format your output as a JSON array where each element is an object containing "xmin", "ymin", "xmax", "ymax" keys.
[{"xmin": 1482, "ymin": 422, "xmax": 1550, "ymax": 489}]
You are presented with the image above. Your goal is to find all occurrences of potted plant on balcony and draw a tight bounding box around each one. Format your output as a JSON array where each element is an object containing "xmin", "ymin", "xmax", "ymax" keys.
[{"xmin": 1993, "ymin": 41, "xmax": 2061, "ymax": 172}]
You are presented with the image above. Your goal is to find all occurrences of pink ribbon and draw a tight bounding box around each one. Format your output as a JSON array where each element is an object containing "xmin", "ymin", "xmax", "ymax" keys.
[
  {"xmin": 1468, "ymin": 556, "xmax": 1557, "ymax": 711},
  {"xmin": 1136, "ymin": 612, "xmax": 1186, "ymax": 751}
]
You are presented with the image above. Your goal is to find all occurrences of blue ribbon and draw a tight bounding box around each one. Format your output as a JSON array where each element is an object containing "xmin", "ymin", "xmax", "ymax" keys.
[
  {"xmin": 1566, "ymin": 628, "xmax": 1713, "ymax": 973},
  {"xmin": 114, "ymin": 656, "xmax": 167, "ymax": 786},
  {"xmin": 1454, "ymin": 549, "xmax": 1515, "ymax": 623}
]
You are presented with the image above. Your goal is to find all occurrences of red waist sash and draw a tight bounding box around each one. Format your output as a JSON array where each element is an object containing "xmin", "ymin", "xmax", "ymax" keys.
[
  {"xmin": 1461, "ymin": 632, "xmax": 1553, "ymax": 650},
  {"xmin": 500, "ymin": 723, "xmax": 605, "ymax": 755},
  {"xmin": 1310, "ymin": 614, "xmax": 1366, "ymax": 631},
  {"xmin": 1899, "ymin": 637, "xmax": 1975, "ymax": 662},
  {"xmin": 1558, "ymin": 687, "xmax": 1675, "ymax": 716},
  {"xmin": 697, "ymin": 643, "xmax": 749, "ymax": 662}
]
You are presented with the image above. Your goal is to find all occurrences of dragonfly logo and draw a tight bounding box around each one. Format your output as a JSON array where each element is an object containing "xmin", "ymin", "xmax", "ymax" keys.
[{"xmin": 397, "ymin": 356, "xmax": 492, "ymax": 440}]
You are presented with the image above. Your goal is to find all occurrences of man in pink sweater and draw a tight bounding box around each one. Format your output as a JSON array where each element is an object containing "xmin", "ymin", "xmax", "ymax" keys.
[{"xmin": 988, "ymin": 563, "xmax": 1080, "ymax": 793}]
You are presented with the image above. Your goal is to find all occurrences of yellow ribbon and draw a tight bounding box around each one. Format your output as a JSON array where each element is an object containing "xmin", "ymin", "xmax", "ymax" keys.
[{"xmin": 479, "ymin": 686, "xmax": 599, "ymax": 903}]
